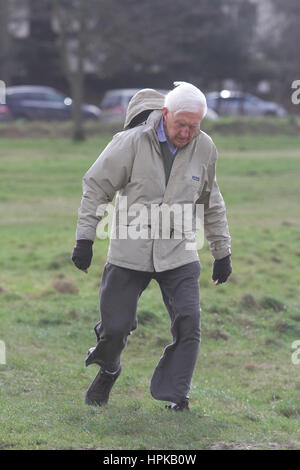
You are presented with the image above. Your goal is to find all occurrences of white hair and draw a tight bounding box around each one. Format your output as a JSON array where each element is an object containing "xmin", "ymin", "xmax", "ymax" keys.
[{"xmin": 164, "ymin": 81, "xmax": 207, "ymax": 118}]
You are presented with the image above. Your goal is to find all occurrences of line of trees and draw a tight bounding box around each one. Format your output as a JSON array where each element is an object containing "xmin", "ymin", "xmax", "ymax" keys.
[
  {"xmin": 1, "ymin": 0, "xmax": 260, "ymax": 91},
  {"xmin": 0, "ymin": 0, "xmax": 299, "ymax": 139}
]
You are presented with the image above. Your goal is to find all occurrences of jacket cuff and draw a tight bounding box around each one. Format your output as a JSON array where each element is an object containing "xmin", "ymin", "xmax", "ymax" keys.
[
  {"xmin": 76, "ymin": 228, "xmax": 96, "ymax": 242},
  {"xmin": 212, "ymin": 247, "xmax": 231, "ymax": 260}
]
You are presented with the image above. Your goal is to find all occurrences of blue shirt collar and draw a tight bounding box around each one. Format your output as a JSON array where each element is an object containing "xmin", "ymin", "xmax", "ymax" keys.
[{"xmin": 157, "ymin": 116, "xmax": 178, "ymax": 155}]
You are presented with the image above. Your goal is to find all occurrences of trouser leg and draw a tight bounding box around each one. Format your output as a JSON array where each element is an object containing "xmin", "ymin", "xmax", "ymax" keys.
[
  {"xmin": 150, "ymin": 261, "xmax": 201, "ymax": 403},
  {"xmin": 85, "ymin": 262, "xmax": 152, "ymax": 371}
]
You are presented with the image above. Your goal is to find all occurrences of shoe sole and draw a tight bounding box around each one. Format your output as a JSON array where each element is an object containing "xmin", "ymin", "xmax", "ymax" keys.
[{"xmin": 85, "ymin": 394, "xmax": 107, "ymax": 406}]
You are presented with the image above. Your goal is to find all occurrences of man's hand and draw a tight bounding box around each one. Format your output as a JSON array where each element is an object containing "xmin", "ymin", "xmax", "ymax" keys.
[
  {"xmin": 212, "ymin": 254, "xmax": 232, "ymax": 285},
  {"xmin": 71, "ymin": 239, "xmax": 93, "ymax": 273}
]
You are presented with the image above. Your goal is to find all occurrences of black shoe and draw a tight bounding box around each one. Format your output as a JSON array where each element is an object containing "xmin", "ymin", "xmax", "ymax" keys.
[
  {"xmin": 165, "ymin": 397, "xmax": 190, "ymax": 411},
  {"xmin": 85, "ymin": 366, "xmax": 121, "ymax": 406}
]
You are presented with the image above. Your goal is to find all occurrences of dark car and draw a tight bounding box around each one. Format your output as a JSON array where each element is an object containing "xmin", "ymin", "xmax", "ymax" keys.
[
  {"xmin": 206, "ymin": 90, "xmax": 287, "ymax": 117},
  {"xmin": 2, "ymin": 86, "xmax": 101, "ymax": 121}
]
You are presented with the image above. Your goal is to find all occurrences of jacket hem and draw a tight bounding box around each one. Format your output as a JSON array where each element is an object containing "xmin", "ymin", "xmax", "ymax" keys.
[
  {"xmin": 107, "ymin": 257, "xmax": 155, "ymax": 272},
  {"xmin": 107, "ymin": 256, "xmax": 200, "ymax": 273},
  {"xmin": 153, "ymin": 256, "xmax": 200, "ymax": 272}
]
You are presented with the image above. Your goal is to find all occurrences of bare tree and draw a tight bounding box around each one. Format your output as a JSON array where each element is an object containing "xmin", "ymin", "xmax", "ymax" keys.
[
  {"xmin": 53, "ymin": 0, "xmax": 99, "ymax": 141},
  {"xmin": 90, "ymin": 0, "xmax": 257, "ymax": 90},
  {"xmin": 0, "ymin": 0, "xmax": 11, "ymax": 84}
]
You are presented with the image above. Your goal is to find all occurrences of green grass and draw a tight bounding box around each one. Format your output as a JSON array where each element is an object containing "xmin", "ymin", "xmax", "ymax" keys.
[{"xmin": 0, "ymin": 131, "xmax": 300, "ymax": 450}]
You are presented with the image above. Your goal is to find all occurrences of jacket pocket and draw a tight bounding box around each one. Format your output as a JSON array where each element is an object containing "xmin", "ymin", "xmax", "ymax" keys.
[{"xmin": 180, "ymin": 174, "xmax": 204, "ymax": 203}]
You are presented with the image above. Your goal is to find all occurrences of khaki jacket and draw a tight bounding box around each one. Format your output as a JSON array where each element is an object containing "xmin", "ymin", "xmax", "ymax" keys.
[{"xmin": 76, "ymin": 89, "xmax": 231, "ymax": 272}]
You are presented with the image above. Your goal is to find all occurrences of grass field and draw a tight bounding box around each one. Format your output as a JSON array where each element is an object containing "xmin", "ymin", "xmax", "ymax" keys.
[{"xmin": 0, "ymin": 124, "xmax": 300, "ymax": 450}]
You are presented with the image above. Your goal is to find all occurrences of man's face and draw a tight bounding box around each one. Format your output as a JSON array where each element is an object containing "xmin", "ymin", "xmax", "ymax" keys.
[{"xmin": 162, "ymin": 107, "xmax": 203, "ymax": 148}]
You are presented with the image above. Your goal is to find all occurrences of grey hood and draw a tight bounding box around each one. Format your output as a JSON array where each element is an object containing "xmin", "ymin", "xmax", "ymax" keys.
[{"xmin": 123, "ymin": 88, "xmax": 165, "ymax": 130}]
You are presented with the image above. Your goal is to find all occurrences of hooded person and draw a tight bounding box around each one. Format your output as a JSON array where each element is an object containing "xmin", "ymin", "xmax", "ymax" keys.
[
  {"xmin": 72, "ymin": 82, "xmax": 232, "ymax": 411},
  {"xmin": 123, "ymin": 88, "xmax": 165, "ymax": 129}
]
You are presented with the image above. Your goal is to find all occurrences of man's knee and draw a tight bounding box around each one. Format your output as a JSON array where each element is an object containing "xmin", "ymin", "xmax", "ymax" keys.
[
  {"xmin": 175, "ymin": 307, "xmax": 201, "ymax": 340},
  {"xmin": 102, "ymin": 320, "xmax": 133, "ymax": 339}
]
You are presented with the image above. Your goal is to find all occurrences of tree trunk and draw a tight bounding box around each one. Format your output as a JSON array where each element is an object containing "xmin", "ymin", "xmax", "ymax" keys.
[
  {"xmin": 53, "ymin": 0, "xmax": 86, "ymax": 142},
  {"xmin": 0, "ymin": 0, "xmax": 11, "ymax": 84},
  {"xmin": 71, "ymin": 72, "xmax": 85, "ymax": 141},
  {"xmin": 71, "ymin": 0, "xmax": 86, "ymax": 142}
]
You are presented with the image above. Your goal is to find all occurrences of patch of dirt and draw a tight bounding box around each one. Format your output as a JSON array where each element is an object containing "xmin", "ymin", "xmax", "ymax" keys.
[
  {"xmin": 206, "ymin": 441, "xmax": 297, "ymax": 450},
  {"xmin": 282, "ymin": 219, "xmax": 298, "ymax": 226},
  {"xmin": 138, "ymin": 309, "xmax": 157, "ymax": 325},
  {"xmin": 68, "ymin": 309, "xmax": 79, "ymax": 319},
  {"xmin": 259, "ymin": 296, "xmax": 285, "ymax": 312},
  {"xmin": 52, "ymin": 279, "xmax": 78, "ymax": 294},
  {"xmin": 238, "ymin": 314, "xmax": 255, "ymax": 327},
  {"xmin": 273, "ymin": 319, "xmax": 291, "ymax": 333},
  {"xmin": 0, "ymin": 442, "xmax": 16, "ymax": 450},
  {"xmin": 206, "ymin": 329, "xmax": 230, "ymax": 341},
  {"xmin": 240, "ymin": 294, "xmax": 258, "ymax": 310}
]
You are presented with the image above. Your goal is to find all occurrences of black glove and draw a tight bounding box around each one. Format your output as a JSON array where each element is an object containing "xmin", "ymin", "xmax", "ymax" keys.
[
  {"xmin": 71, "ymin": 239, "xmax": 93, "ymax": 271},
  {"xmin": 212, "ymin": 254, "xmax": 232, "ymax": 284}
]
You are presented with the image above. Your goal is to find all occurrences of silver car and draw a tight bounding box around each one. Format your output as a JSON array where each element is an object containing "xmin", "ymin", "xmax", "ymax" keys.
[
  {"xmin": 206, "ymin": 90, "xmax": 287, "ymax": 117},
  {"xmin": 100, "ymin": 88, "xmax": 218, "ymax": 121}
]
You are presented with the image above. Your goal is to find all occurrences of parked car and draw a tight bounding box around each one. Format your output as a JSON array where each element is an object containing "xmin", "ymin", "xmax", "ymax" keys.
[
  {"xmin": 3, "ymin": 86, "xmax": 101, "ymax": 121},
  {"xmin": 100, "ymin": 88, "xmax": 218, "ymax": 121},
  {"xmin": 206, "ymin": 90, "xmax": 287, "ymax": 117},
  {"xmin": 0, "ymin": 104, "xmax": 13, "ymax": 121},
  {"xmin": 99, "ymin": 88, "xmax": 141, "ymax": 120}
]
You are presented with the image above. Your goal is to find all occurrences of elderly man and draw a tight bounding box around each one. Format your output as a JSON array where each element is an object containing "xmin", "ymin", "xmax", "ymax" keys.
[{"xmin": 72, "ymin": 82, "xmax": 232, "ymax": 411}]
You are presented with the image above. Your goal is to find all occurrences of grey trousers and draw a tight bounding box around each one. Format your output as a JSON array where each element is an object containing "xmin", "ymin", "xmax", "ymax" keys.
[{"xmin": 85, "ymin": 261, "xmax": 201, "ymax": 403}]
